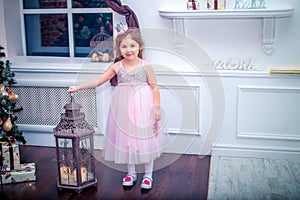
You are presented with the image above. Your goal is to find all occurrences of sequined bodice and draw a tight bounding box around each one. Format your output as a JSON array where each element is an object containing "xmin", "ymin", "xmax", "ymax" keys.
[{"xmin": 117, "ymin": 61, "xmax": 148, "ymax": 84}]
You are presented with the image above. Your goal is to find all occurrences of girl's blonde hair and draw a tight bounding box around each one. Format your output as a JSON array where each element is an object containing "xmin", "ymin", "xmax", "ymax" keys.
[{"xmin": 114, "ymin": 28, "xmax": 144, "ymax": 61}]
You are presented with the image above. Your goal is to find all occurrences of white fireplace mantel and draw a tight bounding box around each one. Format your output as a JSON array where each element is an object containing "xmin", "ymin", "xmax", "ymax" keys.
[{"xmin": 159, "ymin": 7, "xmax": 294, "ymax": 55}]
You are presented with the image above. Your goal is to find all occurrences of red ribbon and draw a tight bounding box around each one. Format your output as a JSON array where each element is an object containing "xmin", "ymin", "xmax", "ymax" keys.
[
  {"xmin": 192, "ymin": 1, "xmax": 196, "ymax": 10},
  {"xmin": 214, "ymin": 0, "xmax": 218, "ymax": 10},
  {"xmin": 9, "ymin": 145, "xmax": 14, "ymax": 170},
  {"xmin": 6, "ymin": 88, "xmax": 12, "ymax": 95},
  {"xmin": 7, "ymin": 137, "xmax": 16, "ymax": 170}
]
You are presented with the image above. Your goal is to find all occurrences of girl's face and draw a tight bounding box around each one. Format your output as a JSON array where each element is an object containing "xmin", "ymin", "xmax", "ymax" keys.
[{"xmin": 119, "ymin": 36, "xmax": 140, "ymax": 61}]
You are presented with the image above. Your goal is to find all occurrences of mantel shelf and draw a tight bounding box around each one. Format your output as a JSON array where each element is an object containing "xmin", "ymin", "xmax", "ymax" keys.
[
  {"xmin": 159, "ymin": 7, "xmax": 294, "ymax": 19},
  {"xmin": 159, "ymin": 7, "xmax": 294, "ymax": 55}
]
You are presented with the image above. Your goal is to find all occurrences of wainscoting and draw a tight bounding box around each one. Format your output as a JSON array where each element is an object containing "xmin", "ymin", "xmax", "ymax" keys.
[
  {"xmin": 212, "ymin": 73, "xmax": 300, "ymax": 160},
  {"xmin": 11, "ymin": 57, "xmax": 300, "ymax": 159}
]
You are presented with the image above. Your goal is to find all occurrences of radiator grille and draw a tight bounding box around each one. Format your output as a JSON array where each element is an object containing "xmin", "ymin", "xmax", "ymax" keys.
[{"xmin": 12, "ymin": 86, "xmax": 97, "ymax": 127}]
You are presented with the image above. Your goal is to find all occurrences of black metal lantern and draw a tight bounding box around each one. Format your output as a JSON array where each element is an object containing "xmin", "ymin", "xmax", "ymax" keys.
[{"xmin": 54, "ymin": 96, "xmax": 97, "ymax": 193}]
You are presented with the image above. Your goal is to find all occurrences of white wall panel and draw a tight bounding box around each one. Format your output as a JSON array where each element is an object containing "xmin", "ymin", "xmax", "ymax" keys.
[{"xmin": 237, "ymin": 86, "xmax": 300, "ymax": 141}]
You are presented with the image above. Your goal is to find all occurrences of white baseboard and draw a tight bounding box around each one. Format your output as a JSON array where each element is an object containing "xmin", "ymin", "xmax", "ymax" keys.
[{"xmin": 212, "ymin": 144, "xmax": 300, "ymax": 160}]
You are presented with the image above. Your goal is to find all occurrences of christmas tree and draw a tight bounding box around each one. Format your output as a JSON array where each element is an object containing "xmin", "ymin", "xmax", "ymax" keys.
[{"xmin": 0, "ymin": 46, "xmax": 26, "ymax": 144}]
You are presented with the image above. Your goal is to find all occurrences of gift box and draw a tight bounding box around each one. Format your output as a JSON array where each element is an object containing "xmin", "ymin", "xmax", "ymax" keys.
[
  {"xmin": 1, "ymin": 163, "xmax": 36, "ymax": 184},
  {"xmin": 0, "ymin": 144, "xmax": 21, "ymax": 170},
  {"xmin": 207, "ymin": 0, "xmax": 226, "ymax": 10},
  {"xmin": 187, "ymin": 0, "xmax": 200, "ymax": 10}
]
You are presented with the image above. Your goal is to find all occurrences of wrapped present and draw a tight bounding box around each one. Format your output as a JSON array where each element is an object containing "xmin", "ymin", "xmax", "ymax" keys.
[
  {"xmin": 1, "ymin": 163, "xmax": 36, "ymax": 184},
  {"xmin": 0, "ymin": 144, "xmax": 21, "ymax": 170},
  {"xmin": 207, "ymin": 0, "xmax": 226, "ymax": 10},
  {"xmin": 187, "ymin": 0, "xmax": 200, "ymax": 10}
]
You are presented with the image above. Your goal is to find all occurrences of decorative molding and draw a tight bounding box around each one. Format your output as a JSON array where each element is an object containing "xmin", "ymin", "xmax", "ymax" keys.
[
  {"xmin": 213, "ymin": 143, "xmax": 300, "ymax": 153},
  {"xmin": 237, "ymin": 131, "xmax": 300, "ymax": 141},
  {"xmin": 213, "ymin": 58, "xmax": 258, "ymax": 71},
  {"xmin": 236, "ymin": 85, "xmax": 300, "ymax": 141},
  {"xmin": 172, "ymin": 18, "xmax": 185, "ymax": 53},
  {"xmin": 262, "ymin": 17, "xmax": 276, "ymax": 55},
  {"xmin": 167, "ymin": 128, "xmax": 202, "ymax": 136},
  {"xmin": 159, "ymin": 84, "xmax": 202, "ymax": 136},
  {"xmin": 159, "ymin": 7, "xmax": 294, "ymax": 55},
  {"xmin": 212, "ymin": 143, "xmax": 300, "ymax": 160}
]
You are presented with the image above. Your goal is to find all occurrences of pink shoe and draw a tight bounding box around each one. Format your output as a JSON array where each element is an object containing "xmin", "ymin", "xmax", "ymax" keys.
[
  {"xmin": 122, "ymin": 174, "xmax": 137, "ymax": 186},
  {"xmin": 141, "ymin": 176, "xmax": 153, "ymax": 189}
]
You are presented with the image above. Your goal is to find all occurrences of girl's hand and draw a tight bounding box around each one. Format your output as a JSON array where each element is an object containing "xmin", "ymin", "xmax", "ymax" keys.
[
  {"xmin": 154, "ymin": 107, "xmax": 161, "ymax": 136},
  {"xmin": 67, "ymin": 86, "xmax": 77, "ymax": 93},
  {"xmin": 155, "ymin": 107, "xmax": 161, "ymax": 122}
]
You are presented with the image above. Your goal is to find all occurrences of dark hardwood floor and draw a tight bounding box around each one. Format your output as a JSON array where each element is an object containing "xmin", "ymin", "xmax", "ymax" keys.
[{"xmin": 0, "ymin": 145, "xmax": 210, "ymax": 200}]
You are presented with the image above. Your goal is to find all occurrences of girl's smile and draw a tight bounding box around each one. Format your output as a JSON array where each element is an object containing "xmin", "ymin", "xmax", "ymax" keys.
[
  {"xmin": 120, "ymin": 36, "xmax": 140, "ymax": 61},
  {"xmin": 125, "ymin": 53, "xmax": 133, "ymax": 57}
]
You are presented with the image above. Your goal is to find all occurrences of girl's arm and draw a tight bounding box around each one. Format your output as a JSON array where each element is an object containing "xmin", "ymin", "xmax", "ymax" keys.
[
  {"xmin": 67, "ymin": 63, "xmax": 118, "ymax": 93},
  {"xmin": 145, "ymin": 63, "xmax": 161, "ymax": 122}
]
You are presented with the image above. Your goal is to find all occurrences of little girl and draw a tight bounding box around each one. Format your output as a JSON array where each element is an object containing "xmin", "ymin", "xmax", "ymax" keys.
[{"xmin": 67, "ymin": 28, "xmax": 164, "ymax": 190}]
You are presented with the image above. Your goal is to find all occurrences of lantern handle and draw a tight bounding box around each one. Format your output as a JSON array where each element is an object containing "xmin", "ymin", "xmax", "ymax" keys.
[{"xmin": 69, "ymin": 93, "xmax": 74, "ymax": 102}]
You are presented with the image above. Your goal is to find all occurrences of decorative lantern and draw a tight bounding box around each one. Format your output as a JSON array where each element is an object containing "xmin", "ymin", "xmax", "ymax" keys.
[{"xmin": 54, "ymin": 96, "xmax": 97, "ymax": 193}]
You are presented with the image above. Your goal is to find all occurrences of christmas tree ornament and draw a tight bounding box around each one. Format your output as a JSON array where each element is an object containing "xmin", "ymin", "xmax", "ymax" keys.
[
  {"xmin": 3, "ymin": 117, "xmax": 13, "ymax": 132},
  {"xmin": 0, "ymin": 83, "xmax": 4, "ymax": 95},
  {"xmin": 1, "ymin": 99, "xmax": 7, "ymax": 105},
  {"xmin": 8, "ymin": 93, "xmax": 19, "ymax": 103},
  {"xmin": 0, "ymin": 118, "xmax": 3, "ymax": 126},
  {"xmin": 6, "ymin": 87, "xmax": 12, "ymax": 95}
]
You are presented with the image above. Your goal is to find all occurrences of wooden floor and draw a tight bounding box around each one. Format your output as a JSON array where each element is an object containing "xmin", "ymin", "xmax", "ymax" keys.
[
  {"xmin": 0, "ymin": 145, "xmax": 210, "ymax": 200},
  {"xmin": 208, "ymin": 156, "xmax": 300, "ymax": 200}
]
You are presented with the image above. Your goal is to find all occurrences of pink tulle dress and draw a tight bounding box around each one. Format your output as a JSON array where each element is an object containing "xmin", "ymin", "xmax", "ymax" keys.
[{"xmin": 103, "ymin": 60, "xmax": 165, "ymax": 164}]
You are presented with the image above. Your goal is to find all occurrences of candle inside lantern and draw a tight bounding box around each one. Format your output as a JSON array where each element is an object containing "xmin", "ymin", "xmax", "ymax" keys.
[
  {"xmin": 60, "ymin": 166, "xmax": 71, "ymax": 184},
  {"xmin": 72, "ymin": 166, "xmax": 88, "ymax": 183},
  {"xmin": 81, "ymin": 166, "xmax": 87, "ymax": 182}
]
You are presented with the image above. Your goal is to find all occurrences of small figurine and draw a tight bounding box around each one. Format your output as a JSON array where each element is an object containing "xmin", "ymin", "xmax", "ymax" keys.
[
  {"xmin": 251, "ymin": 0, "xmax": 266, "ymax": 9},
  {"xmin": 234, "ymin": 0, "xmax": 266, "ymax": 9},
  {"xmin": 234, "ymin": 0, "xmax": 241, "ymax": 9},
  {"xmin": 116, "ymin": 22, "xmax": 128, "ymax": 35}
]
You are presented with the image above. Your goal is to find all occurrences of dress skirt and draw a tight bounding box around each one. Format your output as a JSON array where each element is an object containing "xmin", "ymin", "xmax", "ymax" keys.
[{"xmin": 103, "ymin": 82, "xmax": 165, "ymax": 164}]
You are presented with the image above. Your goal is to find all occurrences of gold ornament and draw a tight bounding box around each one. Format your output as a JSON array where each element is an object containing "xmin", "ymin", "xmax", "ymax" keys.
[
  {"xmin": 3, "ymin": 117, "xmax": 12, "ymax": 132},
  {"xmin": 0, "ymin": 84, "xmax": 4, "ymax": 96},
  {"xmin": 8, "ymin": 93, "xmax": 19, "ymax": 103}
]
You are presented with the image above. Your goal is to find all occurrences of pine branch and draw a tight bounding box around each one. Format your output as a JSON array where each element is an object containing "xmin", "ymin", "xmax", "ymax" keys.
[{"xmin": 0, "ymin": 45, "xmax": 26, "ymax": 144}]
